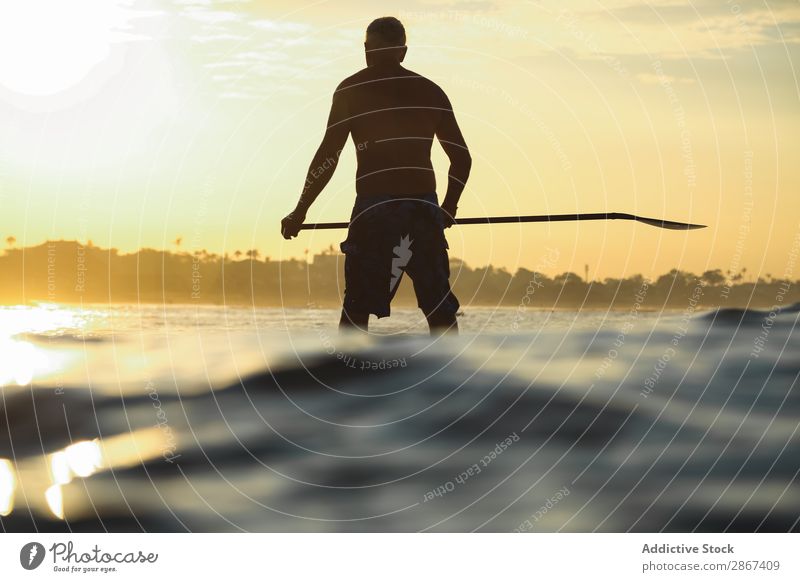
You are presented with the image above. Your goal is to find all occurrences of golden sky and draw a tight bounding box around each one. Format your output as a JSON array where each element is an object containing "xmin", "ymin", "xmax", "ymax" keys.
[{"xmin": 0, "ymin": 0, "xmax": 798, "ymax": 280}]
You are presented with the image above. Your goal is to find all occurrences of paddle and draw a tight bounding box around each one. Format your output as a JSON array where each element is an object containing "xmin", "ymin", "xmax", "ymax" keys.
[{"xmin": 299, "ymin": 212, "xmax": 707, "ymax": 231}]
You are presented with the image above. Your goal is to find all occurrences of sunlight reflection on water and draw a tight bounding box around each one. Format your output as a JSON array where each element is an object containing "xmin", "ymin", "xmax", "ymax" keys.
[
  {"xmin": 0, "ymin": 459, "xmax": 15, "ymax": 516},
  {"xmin": 0, "ymin": 304, "xmax": 91, "ymax": 386},
  {"xmin": 11, "ymin": 429, "xmax": 170, "ymax": 521}
]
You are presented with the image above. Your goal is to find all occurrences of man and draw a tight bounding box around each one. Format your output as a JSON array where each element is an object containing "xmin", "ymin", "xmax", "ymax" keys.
[{"xmin": 281, "ymin": 16, "xmax": 471, "ymax": 335}]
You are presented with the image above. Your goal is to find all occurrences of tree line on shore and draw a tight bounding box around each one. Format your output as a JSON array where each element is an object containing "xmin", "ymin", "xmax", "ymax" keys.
[{"xmin": 0, "ymin": 240, "xmax": 795, "ymax": 310}]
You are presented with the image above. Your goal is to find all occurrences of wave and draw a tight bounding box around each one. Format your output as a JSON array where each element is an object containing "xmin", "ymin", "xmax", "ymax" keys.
[
  {"xmin": 696, "ymin": 302, "xmax": 800, "ymax": 325},
  {"xmin": 1, "ymin": 313, "xmax": 798, "ymax": 532}
]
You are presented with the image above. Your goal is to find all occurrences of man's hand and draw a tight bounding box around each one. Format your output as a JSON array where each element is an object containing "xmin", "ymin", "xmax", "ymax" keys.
[
  {"xmin": 439, "ymin": 202, "xmax": 457, "ymax": 229},
  {"xmin": 281, "ymin": 210, "xmax": 306, "ymax": 239}
]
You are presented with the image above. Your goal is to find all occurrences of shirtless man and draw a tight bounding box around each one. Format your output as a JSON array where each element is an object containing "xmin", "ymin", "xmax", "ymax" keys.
[{"xmin": 281, "ymin": 16, "xmax": 472, "ymax": 334}]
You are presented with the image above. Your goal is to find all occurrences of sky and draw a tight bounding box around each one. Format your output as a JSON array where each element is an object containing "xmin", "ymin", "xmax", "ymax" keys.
[{"xmin": 0, "ymin": 0, "xmax": 798, "ymax": 280}]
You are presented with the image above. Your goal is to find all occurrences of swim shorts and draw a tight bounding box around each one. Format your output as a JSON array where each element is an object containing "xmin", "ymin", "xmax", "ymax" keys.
[{"xmin": 339, "ymin": 193, "xmax": 460, "ymax": 319}]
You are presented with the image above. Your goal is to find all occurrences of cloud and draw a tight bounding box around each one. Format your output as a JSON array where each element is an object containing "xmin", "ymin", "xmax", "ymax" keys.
[
  {"xmin": 167, "ymin": 0, "xmax": 317, "ymax": 100},
  {"xmin": 636, "ymin": 72, "xmax": 695, "ymax": 85},
  {"xmin": 598, "ymin": 0, "xmax": 800, "ymax": 50},
  {"xmin": 250, "ymin": 19, "xmax": 310, "ymax": 33},
  {"xmin": 185, "ymin": 9, "xmax": 241, "ymax": 24},
  {"xmin": 604, "ymin": 0, "xmax": 797, "ymax": 25},
  {"xmin": 191, "ymin": 32, "xmax": 249, "ymax": 43}
]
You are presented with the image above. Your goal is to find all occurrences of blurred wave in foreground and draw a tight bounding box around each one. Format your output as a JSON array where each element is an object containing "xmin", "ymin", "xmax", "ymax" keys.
[{"xmin": 0, "ymin": 304, "xmax": 798, "ymax": 532}]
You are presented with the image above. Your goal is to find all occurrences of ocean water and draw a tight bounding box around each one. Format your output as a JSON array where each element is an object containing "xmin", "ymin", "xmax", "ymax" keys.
[{"xmin": 0, "ymin": 303, "xmax": 798, "ymax": 532}]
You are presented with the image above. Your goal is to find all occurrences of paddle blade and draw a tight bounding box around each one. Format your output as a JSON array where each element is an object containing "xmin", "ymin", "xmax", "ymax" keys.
[{"xmin": 633, "ymin": 216, "xmax": 707, "ymax": 230}]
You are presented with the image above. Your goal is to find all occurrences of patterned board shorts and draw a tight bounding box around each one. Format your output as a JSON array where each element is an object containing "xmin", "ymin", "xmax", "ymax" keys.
[{"xmin": 339, "ymin": 193, "xmax": 460, "ymax": 319}]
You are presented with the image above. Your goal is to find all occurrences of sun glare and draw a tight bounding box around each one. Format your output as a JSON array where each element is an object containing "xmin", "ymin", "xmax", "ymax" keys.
[{"xmin": 0, "ymin": 0, "xmax": 131, "ymax": 96}]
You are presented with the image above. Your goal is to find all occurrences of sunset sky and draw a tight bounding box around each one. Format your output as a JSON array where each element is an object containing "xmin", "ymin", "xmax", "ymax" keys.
[{"xmin": 0, "ymin": 0, "xmax": 798, "ymax": 280}]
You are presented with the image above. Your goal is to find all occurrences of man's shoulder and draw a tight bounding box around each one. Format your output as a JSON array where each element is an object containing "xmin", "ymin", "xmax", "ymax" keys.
[
  {"xmin": 402, "ymin": 68, "xmax": 444, "ymax": 89},
  {"xmin": 336, "ymin": 67, "xmax": 446, "ymax": 93},
  {"xmin": 336, "ymin": 68, "xmax": 371, "ymax": 92},
  {"xmin": 404, "ymin": 69, "xmax": 450, "ymax": 104}
]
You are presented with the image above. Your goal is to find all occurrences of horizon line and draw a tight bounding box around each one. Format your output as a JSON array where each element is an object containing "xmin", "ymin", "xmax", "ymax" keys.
[{"xmin": 0, "ymin": 238, "xmax": 781, "ymax": 283}]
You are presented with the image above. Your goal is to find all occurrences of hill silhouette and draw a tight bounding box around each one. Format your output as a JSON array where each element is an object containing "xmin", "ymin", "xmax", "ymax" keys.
[{"xmin": 0, "ymin": 240, "xmax": 795, "ymax": 310}]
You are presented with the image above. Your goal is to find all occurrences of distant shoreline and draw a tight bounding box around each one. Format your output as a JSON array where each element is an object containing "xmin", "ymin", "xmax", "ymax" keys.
[
  {"xmin": 6, "ymin": 300, "xmax": 714, "ymax": 312},
  {"xmin": 1, "ymin": 240, "xmax": 796, "ymax": 311}
]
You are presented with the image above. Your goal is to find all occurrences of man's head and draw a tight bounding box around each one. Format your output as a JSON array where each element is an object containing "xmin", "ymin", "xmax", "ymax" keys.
[{"xmin": 364, "ymin": 17, "xmax": 407, "ymax": 66}]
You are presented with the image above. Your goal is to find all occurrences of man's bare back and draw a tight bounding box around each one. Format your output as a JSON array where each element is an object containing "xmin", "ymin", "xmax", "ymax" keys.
[
  {"xmin": 281, "ymin": 60, "xmax": 470, "ymax": 224},
  {"xmin": 335, "ymin": 64, "xmax": 454, "ymax": 197}
]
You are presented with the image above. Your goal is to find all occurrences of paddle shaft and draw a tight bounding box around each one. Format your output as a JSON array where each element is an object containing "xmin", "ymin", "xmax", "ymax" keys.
[{"xmin": 299, "ymin": 212, "xmax": 706, "ymax": 231}]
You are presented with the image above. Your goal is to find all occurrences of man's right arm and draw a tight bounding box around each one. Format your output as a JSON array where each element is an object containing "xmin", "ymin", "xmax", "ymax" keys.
[
  {"xmin": 435, "ymin": 91, "xmax": 472, "ymax": 227},
  {"xmin": 281, "ymin": 84, "xmax": 351, "ymax": 239}
]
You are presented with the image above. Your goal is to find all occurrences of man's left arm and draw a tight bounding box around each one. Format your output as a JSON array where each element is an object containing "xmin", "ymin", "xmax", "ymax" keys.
[
  {"xmin": 435, "ymin": 91, "xmax": 471, "ymax": 228},
  {"xmin": 281, "ymin": 87, "xmax": 351, "ymax": 239}
]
